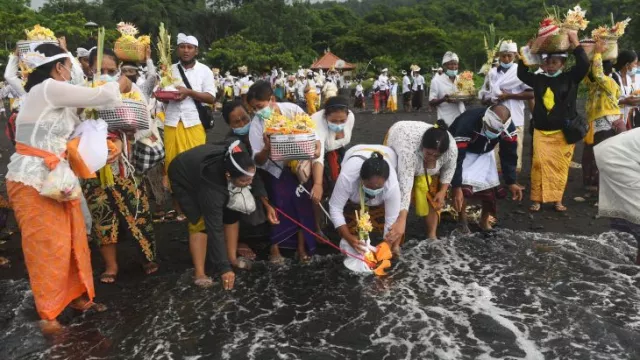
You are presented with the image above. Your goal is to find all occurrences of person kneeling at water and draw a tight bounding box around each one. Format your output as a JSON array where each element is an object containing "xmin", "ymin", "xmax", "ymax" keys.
[
  {"xmin": 329, "ymin": 146, "xmax": 400, "ymax": 271},
  {"xmin": 450, "ymin": 105, "xmax": 523, "ymax": 232},
  {"xmin": 169, "ymin": 140, "xmax": 269, "ymax": 289},
  {"xmin": 385, "ymin": 120, "xmax": 458, "ymax": 247}
]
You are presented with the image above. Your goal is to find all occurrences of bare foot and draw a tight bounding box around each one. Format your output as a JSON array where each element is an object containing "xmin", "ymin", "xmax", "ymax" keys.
[
  {"xmin": 143, "ymin": 262, "xmax": 159, "ymax": 275},
  {"xmin": 193, "ymin": 275, "xmax": 213, "ymax": 288},
  {"xmin": 237, "ymin": 243, "xmax": 256, "ymax": 261},
  {"xmin": 269, "ymin": 245, "xmax": 285, "ymax": 265},
  {"xmin": 39, "ymin": 320, "xmax": 63, "ymax": 335}
]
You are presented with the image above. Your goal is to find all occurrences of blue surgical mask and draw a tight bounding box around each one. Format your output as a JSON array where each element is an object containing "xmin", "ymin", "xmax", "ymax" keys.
[
  {"xmin": 256, "ymin": 104, "xmax": 273, "ymax": 120},
  {"xmin": 362, "ymin": 185, "xmax": 384, "ymax": 197},
  {"xmin": 327, "ymin": 122, "xmax": 345, "ymax": 132},
  {"xmin": 543, "ymin": 70, "xmax": 563, "ymax": 78},
  {"xmin": 484, "ymin": 129, "xmax": 501, "ymax": 140},
  {"xmin": 445, "ymin": 69, "xmax": 458, "ymax": 77},
  {"xmin": 98, "ymin": 72, "xmax": 120, "ymax": 83},
  {"xmin": 500, "ymin": 62, "xmax": 513, "ymax": 69},
  {"xmin": 233, "ymin": 123, "xmax": 250, "ymax": 136}
]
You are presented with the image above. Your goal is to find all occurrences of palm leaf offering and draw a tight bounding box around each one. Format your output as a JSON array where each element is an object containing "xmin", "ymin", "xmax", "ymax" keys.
[
  {"xmin": 156, "ymin": 23, "xmax": 180, "ymax": 89},
  {"xmin": 479, "ymin": 24, "xmax": 503, "ymax": 75}
]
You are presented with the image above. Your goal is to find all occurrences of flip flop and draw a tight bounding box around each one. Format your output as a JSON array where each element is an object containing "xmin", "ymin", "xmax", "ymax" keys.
[
  {"xmin": 529, "ymin": 203, "xmax": 541, "ymax": 212},
  {"xmin": 554, "ymin": 204, "xmax": 567, "ymax": 212},
  {"xmin": 99, "ymin": 273, "xmax": 117, "ymax": 284},
  {"xmin": 194, "ymin": 276, "xmax": 214, "ymax": 288}
]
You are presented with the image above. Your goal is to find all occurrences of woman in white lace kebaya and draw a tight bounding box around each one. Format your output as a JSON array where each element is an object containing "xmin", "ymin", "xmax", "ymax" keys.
[
  {"xmin": 384, "ymin": 120, "xmax": 457, "ymax": 248},
  {"xmin": 6, "ymin": 43, "xmax": 129, "ymax": 334}
]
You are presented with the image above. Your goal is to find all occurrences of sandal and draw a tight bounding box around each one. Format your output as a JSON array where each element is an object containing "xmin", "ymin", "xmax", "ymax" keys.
[
  {"xmin": 193, "ymin": 276, "xmax": 214, "ymax": 288},
  {"xmin": 99, "ymin": 273, "xmax": 117, "ymax": 284},
  {"xmin": 143, "ymin": 262, "xmax": 159, "ymax": 275},
  {"xmin": 529, "ymin": 203, "xmax": 541, "ymax": 212},
  {"xmin": 554, "ymin": 204, "xmax": 567, "ymax": 212}
]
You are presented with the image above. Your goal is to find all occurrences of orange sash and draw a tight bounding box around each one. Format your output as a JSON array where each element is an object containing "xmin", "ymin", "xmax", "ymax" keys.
[{"xmin": 16, "ymin": 141, "xmax": 99, "ymax": 179}]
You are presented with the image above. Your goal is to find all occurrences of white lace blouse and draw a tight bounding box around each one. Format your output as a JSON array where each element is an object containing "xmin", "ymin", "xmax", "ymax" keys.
[
  {"xmin": 6, "ymin": 79, "xmax": 121, "ymax": 191},
  {"xmin": 385, "ymin": 121, "xmax": 458, "ymax": 211}
]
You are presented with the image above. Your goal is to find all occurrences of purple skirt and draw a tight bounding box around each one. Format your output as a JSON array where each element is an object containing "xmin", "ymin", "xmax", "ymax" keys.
[{"xmin": 266, "ymin": 170, "xmax": 317, "ymax": 253}]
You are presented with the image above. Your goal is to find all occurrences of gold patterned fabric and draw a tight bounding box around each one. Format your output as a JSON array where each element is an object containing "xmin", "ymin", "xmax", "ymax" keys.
[{"xmin": 83, "ymin": 176, "xmax": 156, "ymax": 262}]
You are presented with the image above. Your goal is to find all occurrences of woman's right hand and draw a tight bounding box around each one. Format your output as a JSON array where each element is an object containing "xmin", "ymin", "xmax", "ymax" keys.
[
  {"xmin": 385, "ymin": 216, "xmax": 406, "ymax": 245},
  {"xmin": 221, "ymin": 271, "xmax": 235, "ymax": 290},
  {"xmin": 347, "ymin": 234, "xmax": 366, "ymax": 254},
  {"xmin": 118, "ymin": 75, "xmax": 132, "ymax": 94}
]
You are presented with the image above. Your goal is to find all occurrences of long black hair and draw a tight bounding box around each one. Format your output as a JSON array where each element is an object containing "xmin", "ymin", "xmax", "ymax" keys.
[
  {"xmin": 360, "ymin": 151, "xmax": 390, "ymax": 181},
  {"xmin": 24, "ymin": 44, "xmax": 67, "ymax": 92},
  {"xmin": 421, "ymin": 119, "xmax": 450, "ymax": 154}
]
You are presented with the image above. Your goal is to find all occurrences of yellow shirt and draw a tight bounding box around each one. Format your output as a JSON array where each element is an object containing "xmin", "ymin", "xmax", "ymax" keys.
[{"xmin": 585, "ymin": 53, "xmax": 622, "ymax": 123}]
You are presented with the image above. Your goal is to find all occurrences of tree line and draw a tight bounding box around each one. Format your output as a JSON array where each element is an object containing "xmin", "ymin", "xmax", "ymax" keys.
[{"xmin": 1, "ymin": 0, "xmax": 638, "ymax": 78}]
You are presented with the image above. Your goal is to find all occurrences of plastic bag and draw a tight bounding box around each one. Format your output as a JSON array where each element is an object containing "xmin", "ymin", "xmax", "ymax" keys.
[
  {"xmin": 39, "ymin": 161, "xmax": 82, "ymax": 202},
  {"xmin": 70, "ymin": 119, "xmax": 109, "ymax": 173},
  {"xmin": 340, "ymin": 238, "xmax": 375, "ymax": 274},
  {"xmin": 226, "ymin": 183, "xmax": 256, "ymax": 215}
]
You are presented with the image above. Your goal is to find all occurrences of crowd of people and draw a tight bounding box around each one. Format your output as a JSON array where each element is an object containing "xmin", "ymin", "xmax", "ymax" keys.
[{"xmin": 0, "ymin": 27, "xmax": 639, "ymax": 336}]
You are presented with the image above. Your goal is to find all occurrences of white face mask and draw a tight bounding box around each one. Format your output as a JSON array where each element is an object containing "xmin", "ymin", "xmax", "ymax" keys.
[{"xmin": 61, "ymin": 64, "xmax": 86, "ymax": 86}]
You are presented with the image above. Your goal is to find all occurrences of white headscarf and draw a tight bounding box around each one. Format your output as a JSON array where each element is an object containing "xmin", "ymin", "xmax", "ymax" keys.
[
  {"xmin": 442, "ymin": 51, "xmax": 459, "ymax": 65},
  {"xmin": 76, "ymin": 47, "xmax": 91, "ymax": 58},
  {"xmin": 177, "ymin": 33, "xmax": 199, "ymax": 47},
  {"xmin": 499, "ymin": 41, "xmax": 518, "ymax": 53}
]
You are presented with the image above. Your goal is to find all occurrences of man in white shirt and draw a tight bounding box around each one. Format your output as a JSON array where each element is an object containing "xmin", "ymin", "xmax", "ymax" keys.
[
  {"xmin": 411, "ymin": 66, "xmax": 425, "ymax": 111},
  {"xmin": 479, "ymin": 40, "xmax": 533, "ymax": 175},
  {"xmin": 164, "ymin": 33, "xmax": 216, "ymax": 177},
  {"xmin": 378, "ymin": 68, "xmax": 390, "ymax": 112},
  {"xmin": 429, "ymin": 51, "xmax": 466, "ymax": 126},
  {"xmin": 401, "ymin": 70, "xmax": 412, "ymax": 112}
]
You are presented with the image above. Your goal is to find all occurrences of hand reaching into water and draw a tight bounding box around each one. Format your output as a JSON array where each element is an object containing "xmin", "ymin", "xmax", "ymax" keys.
[{"xmin": 221, "ymin": 271, "xmax": 235, "ymax": 290}]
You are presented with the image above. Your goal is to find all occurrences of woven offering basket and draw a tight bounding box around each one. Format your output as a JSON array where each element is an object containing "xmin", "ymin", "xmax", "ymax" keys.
[
  {"xmin": 269, "ymin": 133, "xmax": 317, "ymax": 161},
  {"xmin": 531, "ymin": 29, "xmax": 571, "ymax": 54},
  {"xmin": 115, "ymin": 40, "xmax": 146, "ymax": 63},
  {"xmin": 97, "ymin": 99, "xmax": 150, "ymax": 132}
]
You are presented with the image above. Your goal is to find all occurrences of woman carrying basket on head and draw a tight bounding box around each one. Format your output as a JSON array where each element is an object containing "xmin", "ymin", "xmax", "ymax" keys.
[
  {"xmin": 82, "ymin": 48, "xmax": 161, "ymax": 285},
  {"xmin": 6, "ymin": 42, "xmax": 126, "ymax": 334},
  {"xmin": 248, "ymin": 81, "xmax": 323, "ymax": 264}
]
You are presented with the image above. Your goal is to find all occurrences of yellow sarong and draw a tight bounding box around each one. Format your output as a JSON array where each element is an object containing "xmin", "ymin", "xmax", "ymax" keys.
[
  {"xmin": 305, "ymin": 91, "xmax": 317, "ymax": 114},
  {"xmin": 387, "ymin": 95, "xmax": 398, "ymax": 112},
  {"xmin": 164, "ymin": 121, "xmax": 206, "ymax": 173},
  {"xmin": 413, "ymin": 175, "xmax": 440, "ymax": 217},
  {"xmin": 530, "ymin": 129, "xmax": 575, "ymax": 203}
]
